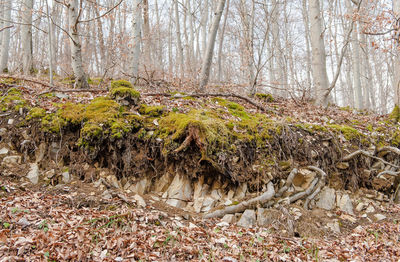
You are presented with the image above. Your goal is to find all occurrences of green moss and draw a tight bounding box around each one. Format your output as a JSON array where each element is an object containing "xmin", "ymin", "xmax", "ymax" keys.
[
  {"xmin": 139, "ymin": 104, "xmax": 165, "ymax": 117},
  {"xmin": 227, "ymin": 102, "xmax": 244, "ymax": 111},
  {"xmin": 1, "ymin": 88, "xmax": 27, "ymax": 112},
  {"xmin": 391, "ymin": 130, "xmax": 400, "ymax": 146},
  {"xmin": 81, "ymin": 123, "xmax": 103, "ymax": 140},
  {"xmin": 27, "ymin": 107, "xmax": 46, "ymax": 120},
  {"xmin": 110, "ymin": 79, "xmax": 132, "ymax": 89},
  {"xmin": 57, "ymin": 103, "xmax": 86, "ymax": 125},
  {"xmin": 255, "ymin": 93, "xmax": 274, "ymax": 102},
  {"xmin": 389, "ymin": 105, "xmax": 400, "ymax": 123},
  {"xmin": 61, "ymin": 76, "xmax": 75, "ymax": 84},
  {"xmin": 328, "ymin": 124, "xmax": 364, "ymax": 141}
]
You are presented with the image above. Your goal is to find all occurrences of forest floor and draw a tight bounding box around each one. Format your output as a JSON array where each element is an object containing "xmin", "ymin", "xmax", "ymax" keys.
[{"xmin": 0, "ymin": 75, "xmax": 399, "ymax": 261}]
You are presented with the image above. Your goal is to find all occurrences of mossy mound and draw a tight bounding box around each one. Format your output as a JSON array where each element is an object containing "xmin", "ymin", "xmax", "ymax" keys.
[
  {"xmin": 255, "ymin": 93, "xmax": 275, "ymax": 102},
  {"xmin": 1, "ymin": 88, "xmax": 27, "ymax": 112},
  {"xmin": 109, "ymin": 80, "xmax": 140, "ymax": 105}
]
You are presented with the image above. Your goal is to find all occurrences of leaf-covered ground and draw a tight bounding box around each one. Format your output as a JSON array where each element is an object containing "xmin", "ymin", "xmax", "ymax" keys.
[{"xmin": 0, "ymin": 177, "xmax": 399, "ymax": 261}]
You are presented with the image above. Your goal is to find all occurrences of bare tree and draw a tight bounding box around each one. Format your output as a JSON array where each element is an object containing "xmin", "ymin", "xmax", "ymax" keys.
[
  {"xmin": 67, "ymin": 0, "xmax": 89, "ymax": 88},
  {"xmin": 199, "ymin": 0, "xmax": 226, "ymax": 90},
  {"xmin": 0, "ymin": 0, "xmax": 11, "ymax": 73},
  {"xmin": 22, "ymin": 0, "xmax": 34, "ymax": 75},
  {"xmin": 130, "ymin": 0, "xmax": 143, "ymax": 84},
  {"xmin": 393, "ymin": 0, "xmax": 400, "ymax": 107}
]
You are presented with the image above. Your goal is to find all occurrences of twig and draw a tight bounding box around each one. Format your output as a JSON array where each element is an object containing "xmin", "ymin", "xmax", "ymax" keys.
[
  {"xmin": 288, "ymin": 178, "xmax": 318, "ymax": 204},
  {"xmin": 38, "ymin": 88, "xmax": 107, "ymax": 96},
  {"xmin": 377, "ymin": 146, "xmax": 400, "ymax": 156}
]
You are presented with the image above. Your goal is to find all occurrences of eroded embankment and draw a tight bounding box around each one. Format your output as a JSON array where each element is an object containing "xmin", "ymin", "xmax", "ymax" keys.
[{"xmin": 1, "ymin": 78, "xmax": 400, "ymax": 217}]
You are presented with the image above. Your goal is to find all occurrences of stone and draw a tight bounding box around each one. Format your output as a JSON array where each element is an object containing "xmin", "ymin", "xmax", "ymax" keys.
[
  {"xmin": 211, "ymin": 189, "xmax": 222, "ymax": 200},
  {"xmin": 356, "ymin": 202, "xmax": 367, "ymax": 212},
  {"xmin": 26, "ymin": 163, "xmax": 39, "ymax": 184},
  {"xmin": 293, "ymin": 169, "xmax": 316, "ymax": 191},
  {"xmin": 365, "ymin": 205, "xmax": 375, "ymax": 213},
  {"xmin": 200, "ymin": 196, "xmax": 216, "ymax": 212},
  {"xmin": 237, "ymin": 209, "xmax": 256, "ymax": 228},
  {"xmin": 0, "ymin": 128, "xmax": 6, "ymax": 136},
  {"xmin": 154, "ymin": 172, "xmax": 173, "ymax": 193},
  {"xmin": 340, "ymin": 214, "xmax": 357, "ymax": 223},
  {"xmin": 35, "ymin": 143, "xmax": 46, "ymax": 163},
  {"xmin": 316, "ymin": 187, "xmax": 336, "ymax": 210},
  {"xmin": 193, "ymin": 176, "xmax": 207, "ymax": 199},
  {"xmin": 2, "ymin": 155, "xmax": 21, "ymax": 166},
  {"xmin": 44, "ymin": 169, "xmax": 55, "ymax": 179},
  {"xmin": 222, "ymin": 214, "xmax": 235, "ymax": 224},
  {"xmin": 193, "ymin": 197, "xmax": 204, "ymax": 213},
  {"xmin": 106, "ymin": 175, "xmax": 121, "ymax": 189},
  {"xmin": 0, "ymin": 148, "xmax": 9, "ymax": 155},
  {"xmin": 291, "ymin": 207, "xmax": 302, "ymax": 220},
  {"xmin": 133, "ymin": 194, "xmax": 146, "ymax": 207},
  {"xmin": 165, "ymin": 174, "xmax": 193, "ymax": 208},
  {"xmin": 102, "ymin": 190, "xmax": 112, "ymax": 200},
  {"xmin": 327, "ymin": 221, "xmax": 341, "ymax": 234},
  {"xmin": 234, "ymin": 183, "xmax": 247, "ymax": 200},
  {"xmin": 62, "ymin": 172, "xmax": 71, "ymax": 183},
  {"xmin": 7, "ymin": 119, "xmax": 14, "ymax": 125},
  {"xmin": 216, "ymin": 221, "xmax": 230, "ymax": 228},
  {"xmin": 374, "ymin": 214, "xmax": 386, "ymax": 221},
  {"xmin": 337, "ymin": 193, "xmax": 354, "ymax": 215},
  {"xmin": 129, "ymin": 177, "xmax": 149, "ymax": 195}
]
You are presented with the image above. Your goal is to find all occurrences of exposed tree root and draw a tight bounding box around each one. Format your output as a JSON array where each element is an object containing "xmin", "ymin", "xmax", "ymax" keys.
[
  {"xmin": 204, "ymin": 182, "xmax": 275, "ymax": 218},
  {"xmin": 377, "ymin": 170, "xmax": 400, "ymax": 178},
  {"xmin": 342, "ymin": 150, "xmax": 399, "ymax": 168},
  {"xmin": 377, "ymin": 146, "xmax": 400, "ymax": 155},
  {"xmin": 275, "ymin": 168, "xmax": 297, "ymax": 197},
  {"xmin": 288, "ymin": 178, "xmax": 318, "ymax": 204},
  {"xmin": 304, "ymin": 166, "xmax": 327, "ymax": 210}
]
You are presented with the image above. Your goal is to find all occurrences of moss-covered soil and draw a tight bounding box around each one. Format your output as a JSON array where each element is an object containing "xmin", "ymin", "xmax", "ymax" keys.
[{"xmin": 1, "ymin": 77, "xmax": 400, "ymax": 195}]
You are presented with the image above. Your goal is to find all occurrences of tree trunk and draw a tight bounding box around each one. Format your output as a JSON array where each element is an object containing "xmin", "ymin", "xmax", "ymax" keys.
[
  {"xmin": 22, "ymin": 0, "xmax": 34, "ymax": 75},
  {"xmin": 67, "ymin": 0, "xmax": 89, "ymax": 89},
  {"xmin": 198, "ymin": 0, "xmax": 226, "ymax": 90},
  {"xmin": 0, "ymin": 0, "xmax": 11, "ymax": 73},
  {"xmin": 309, "ymin": 0, "xmax": 330, "ymax": 106},
  {"xmin": 174, "ymin": 0, "xmax": 184, "ymax": 79},
  {"xmin": 393, "ymin": 0, "xmax": 400, "ymax": 107},
  {"xmin": 130, "ymin": 0, "xmax": 143, "ymax": 85}
]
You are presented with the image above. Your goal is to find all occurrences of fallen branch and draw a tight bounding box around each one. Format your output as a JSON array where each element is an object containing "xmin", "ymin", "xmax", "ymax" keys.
[
  {"xmin": 143, "ymin": 92, "xmax": 273, "ymax": 113},
  {"xmin": 38, "ymin": 88, "xmax": 107, "ymax": 96},
  {"xmin": 275, "ymin": 168, "xmax": 297, "ymax": 197},
  {"xmin": 204, "ymin": 182, "xmax": 275, "ymax": 219},
  {"xmin": 342, "ymin": 150, "xmax": 399, "ymax": 168}
]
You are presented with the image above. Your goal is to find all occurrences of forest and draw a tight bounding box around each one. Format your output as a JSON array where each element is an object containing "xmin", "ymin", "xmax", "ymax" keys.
[{"xmin": 0, "ymin": 0, "xmax": 400, "ymax": 261}]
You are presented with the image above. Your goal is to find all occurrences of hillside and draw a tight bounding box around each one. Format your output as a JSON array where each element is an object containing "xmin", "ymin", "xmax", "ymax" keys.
[{"xmin": 0, "ymin": 75, "xmax": 399, "ymax": 261}]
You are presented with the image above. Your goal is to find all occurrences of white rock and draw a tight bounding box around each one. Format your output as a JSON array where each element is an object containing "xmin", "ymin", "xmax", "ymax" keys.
[
  {"xmin": 154, "ymin": 172, "xmax": 173, "ymax": 193},
  {"xmin": 234, "ymin": 183, "xmax": 247, "ymax": 200},
  {"xmin": 356, "ymin": 202, "xmax": 367, "ymax": 212},
  {"xmin": 200, "ymin": 196, "xmax": 216, "ymax": 212},
  {"xmin": 365, "ymin": 205, "xmax": 375, "ymax": 213},
  {"xmin": 316, "ymin": 187, "xmax": 336, "ymax": 210},
  {"xmin": 293, "ymin": 169, "xmax": 316, "ymax": 191},
  {"xmin": 222, "ymin": 214, "xmax": 235, "ymax": 224},
  {"xmin": 2, "ymin": 155, "xmax": 21, "ymax": 166},
  {"xmin": 133, "ymin": 194, "xmax": 146, "ymax": 207},
  {"xmin": 193, "ymin": 176, "xmax": 207, "ymax": 199},
  {"xmin": 114, "ymin": 257, "xmax": 123, "ymax": 262},
  {"xmin": 193, "ymin": 197, "xmax": 204, "ymax": 213},
  {"xmin": 0, "ymin": 148, "xmax": 9, "ymax": 155},
  {"xmin": 215, "ymin": 237, "xmax": 227, "ymax": 244},
  {"xmin": 166, "ymin": 174, "xmax": 193, "ymax": 201},
  {"xmin": 7, "ymin": 119, "xmax": 14, "ymax": 125},
  {"xmin": 62, "ymin": 172, "xmax": 71, "ymax": 183},
  {"xmin": 102, "ymin": 190, "xmax": 112, "ymax": 200},
  {"xmin": 26, "ymin": 163, "xmax": 39, "ymax": 184},
  {"xmin": 129, "ymin": 177, "xmax": 149, "ymax": 195},
  {"xmin": 374, "ymin": 214, "xmax": 386, "ymax": 221},
  {"xmin": 337, "ymin": 193, "xmax": 354, "ymax": 215},
  {"xmin": 189, "ymin": 223, "xmax": 197, "ymax": 229},
  {"xmin": 216, "ymin": 221, "xmax": 230, "ymax": 228},
  {"xmin": 237, "ymin": 209, "xmax": 256, "ymax": 228},
  {"xmin": 17, "ymin": 217, "xmax": 31, "ymax": 227},
  {"xmin": 327, "ymin": 221, "xmax": 341, "ymax": 234},
  {"xmin": 0, "ymin": 128, "xmax": 6, "ymax": 136}
]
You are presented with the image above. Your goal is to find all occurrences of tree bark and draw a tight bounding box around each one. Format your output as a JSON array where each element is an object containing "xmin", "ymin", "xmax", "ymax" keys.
[
  {"xmin": 22, "ymin": 0, "xmax": 34, "ymax": 75},
  {"xmin": 309, "ymin": 0, "xmax": 330, "ymax": 106},
  {"xmin": 130, "ymin": 0, "xmax": 142, "ymax": 85},
  {"xmin": 0, "ymin": 0, "xmax": 11, "ymax": 73},
  {"xmin": 174, "ymin": 0, "xmax": 184, "ymax": 79},
  {"xmin": 67, "ymin": 0, "xmax": 89, "ymax": 89},
  {"xmin": 198, "ymin": 0, "xmax": 226, "ymax": 90},
  {"xmin": 393, "ymin": 0, "xmax": 400, "ymax": 107}
]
